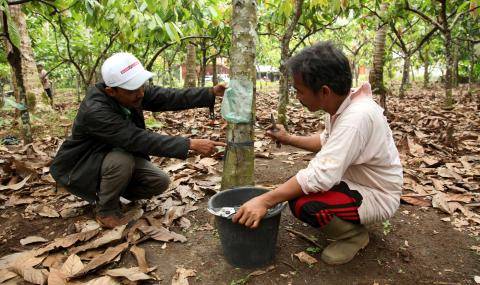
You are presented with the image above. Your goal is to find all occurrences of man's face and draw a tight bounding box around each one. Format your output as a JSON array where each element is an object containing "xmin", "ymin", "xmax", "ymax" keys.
[
  {"xmin": 292, "ymin": 74, "xmax": 324, "ymax": 112},
  {"xmin": 105, "ymin": 85, "xmax": 145, "ymax": 108}
]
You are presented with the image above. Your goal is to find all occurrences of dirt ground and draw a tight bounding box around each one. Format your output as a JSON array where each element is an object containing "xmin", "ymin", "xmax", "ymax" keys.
[{"xmin": 1, "ymin": 145, "xmax": 479, "ymax": 285}]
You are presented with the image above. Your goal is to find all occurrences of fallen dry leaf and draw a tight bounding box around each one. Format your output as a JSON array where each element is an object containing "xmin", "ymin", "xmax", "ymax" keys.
[
  {"xmin": 70, "ymin": 225, "xmax": 126, "ymax": 254},
  {"xmin": 20, "ymin": 236, "xmax": 48, "ymax": 246},
  {"xmin": 294, "ymin": 251, "xmax": 318, "ymax": 265},
  {"xmin": 139, "ymin": 225, "xmax": 187, "ymax": 243},
  {"xmin": 129, "ymin": 245, "xmax": 149, "ymax": 272},
  {"xmin": 83, "ymin": 276, "xmax": 120, "ymax": 285},
  {"xmin": 47, "ymin": 268, "xmax": 67, "ymax": 285},
  {"xmin": 0, "ymin": 269, "xmax": 17, "ymax": 283},
  {"xmin": 70, "ymin": 242, "xmax": 129, "ymax": 279},
  {"xmin": 35, "ymin": 228, "xmax": 101, "ymax": 256},
  {"xmin": 61, "ymin": 254, "xmax": 84, "ymax": 277},
  {"xmin": 104, "ymin": 267, "xmax": 153, "ymax": 281},
  {"xmin": 401, "ymin": 195, "xmax": 432, "ymax": 207},
  {"xmin": 171, "ymin": 267, "xmax": 196, "ymax": 285},
  {"xmin": 0, "ymin": 175, "xmax": 30, "ymax": 191}
]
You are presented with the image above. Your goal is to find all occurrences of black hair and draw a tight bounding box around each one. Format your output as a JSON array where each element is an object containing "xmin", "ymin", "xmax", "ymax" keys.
[{"xmin": 286, "ymin": 41, "xmax": 352, "ymax": 96}]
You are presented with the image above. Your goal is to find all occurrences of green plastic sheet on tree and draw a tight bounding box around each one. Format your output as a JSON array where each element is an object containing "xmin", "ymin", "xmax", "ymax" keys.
[{"xmin": 221, "ymin": 79, "xmax": 253, "ymax": 123}]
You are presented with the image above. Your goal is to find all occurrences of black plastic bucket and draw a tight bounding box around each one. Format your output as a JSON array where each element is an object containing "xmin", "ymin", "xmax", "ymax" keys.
[{"xmin": 208, "ymin": 187, "xmax": 286, "ymax": 268}]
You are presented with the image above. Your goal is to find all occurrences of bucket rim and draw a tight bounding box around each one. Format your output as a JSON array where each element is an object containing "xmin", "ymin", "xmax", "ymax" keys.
[{"xmin": 207, "ymin": 186, "xmax": 286, "ymax": 219}]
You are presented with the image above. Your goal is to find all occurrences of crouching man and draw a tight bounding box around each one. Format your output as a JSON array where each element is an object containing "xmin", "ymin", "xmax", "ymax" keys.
[
  {"xmin": 233, "ymin": 42, "xmax": 403, "ymax": 265},
  {"xmin": 50, "ymin": 52, "xmax": 226, "ymax": 228}
]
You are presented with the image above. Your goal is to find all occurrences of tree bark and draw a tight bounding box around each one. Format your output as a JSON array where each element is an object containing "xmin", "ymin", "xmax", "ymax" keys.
[
  {"xmin": 199, "ymin": 41, "xmax": 207, "ymax": 87},
  {"xmin": 8, "ymin": 4, "xmax": 49, "ymax": 111},
  {"xmin": 184, "ymin": 43, "xmax": 197, "ymax": 87},
  {"xmin": 212, "ymin": 56, "xmax": 218, "ymax": 86},
  {"xmin": 443, "ymin": 30, "xmax": 454, "ymax": 108},
  {"xmin": 371, "ymin": 3, "xmax": 388, "ymax": 112},
  {"xmin": 399, "ymin": 56, "xmax": 410, "ymax": 99},
  {"xmin": 221, "ymin": 0, "xmax": 257, "ymax": 190},
  {"xmin": 3, "ymin": 11, "xmax": 32, "ymax": 144},
  {"xmin": 452, "ymin": 42, "xmax": 459, "ymax": 87},
  {"xmin": 277, "ymin": 0, "xmax": 304, "ymax": 127}
]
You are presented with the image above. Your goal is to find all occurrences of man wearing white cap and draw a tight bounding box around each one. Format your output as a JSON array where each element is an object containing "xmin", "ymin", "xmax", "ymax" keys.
[{"xmin": 50, "ymin": 52, "xmax": 226, "ymax": 228}]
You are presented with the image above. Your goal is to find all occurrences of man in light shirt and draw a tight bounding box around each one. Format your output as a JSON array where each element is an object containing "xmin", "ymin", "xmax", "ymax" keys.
[{"xmin": 232, "ymin": 41, "xmax": 403, "ymax": 265}]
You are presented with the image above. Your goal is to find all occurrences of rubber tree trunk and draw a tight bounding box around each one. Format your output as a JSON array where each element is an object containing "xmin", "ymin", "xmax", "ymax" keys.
[
  {"xmin": 212, "ymin": 56, "xmax": 218, "ymax": 86},
  {"xmin": 221, "ymin": 0, "xmax": 257, "ymax": 190},
  {"xmin": 399, "ymin": 56, "xmax": 410, "ymax": 99},
  {"xmin": 184, "ymin": 43, "xmax": 197, "ymax": 87},
  {"xmin": 423, "ymin": 54, "xmax": 429, "ymax": 88},
  {"xmin": 371, "ymin": 3, "xmax": 388, "ymax": 112},
  {"xmin": 277, "ymin": 0, "xmax": 304, "ymax": 127},
  {"xmin": 452, "ymin": 43, "xmax": 459, "ymax": 87},
  {"xmin": 3, "ymin": 12, "xmax": 32, "ymax": 144},
  {"xmin": 199, "ymin": 41, "xmax": 207, "ymax": 87},
  {"xmin": 468, "ymin": 42, "xmax": 475, "ymax": 96},
  {"xmin": 443, "ymin": 31, "xmax": 454, "ymax": 108},
  {"xmin": 8, "ymin": 4, "xmax": 50, "ymax": 111}
]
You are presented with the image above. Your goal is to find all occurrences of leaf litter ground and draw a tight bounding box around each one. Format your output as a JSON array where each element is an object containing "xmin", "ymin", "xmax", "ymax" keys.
[{"xmin": 0, "ymin": 83, "xmax": 479, "ymax": 284}]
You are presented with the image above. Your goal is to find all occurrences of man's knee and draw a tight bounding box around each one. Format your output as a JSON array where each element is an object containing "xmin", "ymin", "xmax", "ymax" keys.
[
  {"xmin": 101, "ymin": 151, "xmax": 135, "ymax": 177},
  {"xmin": 148, "ymin": 170, "xmax": 170, "ymax": 194}
]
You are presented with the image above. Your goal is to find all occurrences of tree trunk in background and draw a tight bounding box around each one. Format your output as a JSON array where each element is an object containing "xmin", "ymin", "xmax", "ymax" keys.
[
  {"xmin": 199, "ymin": 41, "xmax": 207, "ymax": 87},
  {"xmin": 443, "ymin": 31, "xmax": 454, "ymax": 108},
  {"xmin": 371, "ymin": 3, "xmax": 388, "ymax": 112},
  {"xmin": 3, "ymin": 12, "xmax": 32, "ymax": 143},
  {"xmin": 399, "ymin": 56, "xmax": 410, "ymax": 99},
  {"xmin": 8, "ymin": 4, "xmax": 50, "ymax": 112},
  {"xmin": 277, "ymin": 0, "xmax": 304, "ymax": 127},
  {"xmin": 221, "ymin": 0, "xmax": 257, "ymax": 190},
  {"xmin": 467, "ymin": 42, "xmax": 475, "ymax": 96},
  {"xmin": 212, "ymin": 56, "xmax": 218, "ymax": 86},
  {"xmin": 452, "ymin": 43, "xmax": 459, "ymax": 87},
  {"xmin": 184, "ymin": 43, "xmax": 197, "ymax": 87}
]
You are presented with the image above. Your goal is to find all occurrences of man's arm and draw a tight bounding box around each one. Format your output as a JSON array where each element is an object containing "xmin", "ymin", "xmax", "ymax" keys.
[
  {"xmin": 267, "ymin": 125, "xmax": 322, "ymax": 152},
  {"xmin": 232, "ymin": 176, "xmax": 304, "ymax": 228},
  {"xmin": 142, "ymin": 85, "xmax": 215, "ymax": 112}
]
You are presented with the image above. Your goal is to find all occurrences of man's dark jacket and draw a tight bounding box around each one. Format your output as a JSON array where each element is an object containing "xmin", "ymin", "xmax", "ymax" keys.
[{"xmin": 50, "ymin": 83, "xmax": 215, "ymax": 202}]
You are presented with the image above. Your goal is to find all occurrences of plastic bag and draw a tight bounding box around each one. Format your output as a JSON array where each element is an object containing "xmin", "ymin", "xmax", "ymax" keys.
[{"xmin": 221, "ymin": 79, "xmax": 253, "ymax": 123}]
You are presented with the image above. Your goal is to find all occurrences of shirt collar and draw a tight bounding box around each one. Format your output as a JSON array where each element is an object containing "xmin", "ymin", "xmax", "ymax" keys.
[{"xmin": 333, "ymin": 82, "xmax": 373, "ymax": 117}]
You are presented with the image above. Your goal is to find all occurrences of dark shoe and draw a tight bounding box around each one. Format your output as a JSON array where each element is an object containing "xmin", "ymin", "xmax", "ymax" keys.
[
  {"xmin": 95, "ymin": 213, "xmax": 129, "ymax": 229},
  {"xmin": 95, "ymin": 208, "xmax": 144, "ymax": 229}
]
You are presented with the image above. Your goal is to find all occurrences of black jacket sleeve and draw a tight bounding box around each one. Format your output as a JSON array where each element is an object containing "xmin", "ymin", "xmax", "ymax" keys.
[
  {"xmin": 84, "ymin": 106, "xmax": 190, "ymax": 159},
  {"xmin": 141, "ymin": 85, "xmax": 215, "ymax": 112}
]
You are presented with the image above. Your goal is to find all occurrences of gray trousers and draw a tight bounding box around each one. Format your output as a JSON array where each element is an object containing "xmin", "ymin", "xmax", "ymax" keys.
[{"xmin": 97, "ymin": 150, "xmax": 170, "ymax": 216}]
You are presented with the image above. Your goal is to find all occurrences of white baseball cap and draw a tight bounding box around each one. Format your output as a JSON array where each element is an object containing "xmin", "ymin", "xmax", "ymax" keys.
[{"xmin": 101, "ymin": 52, "xmax": 153, "ymax": 90}]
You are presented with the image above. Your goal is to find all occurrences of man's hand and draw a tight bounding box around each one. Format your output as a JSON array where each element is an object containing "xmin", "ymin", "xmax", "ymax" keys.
[
  {"xmin": 212, "ymin": 83, "xmax": 227, "ymax": 97},
  {"xmin": 266, "ymin": 124, "xmax": 291, "ymax": 145},
  {"xmin": 232, "ymin": 195, "xmax": 270, "ymax": 229},
  {"xmin": 190, "ymin": 139, "xmax": 226, "ymax": 155}
]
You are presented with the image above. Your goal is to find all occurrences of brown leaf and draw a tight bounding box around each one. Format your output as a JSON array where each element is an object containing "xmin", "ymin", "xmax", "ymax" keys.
[
  {"xmin": 407, "ymin": 136, "xmax": 425, "ymax": 157},
  {"xmin": 432, "ymin": 192, "xmax": 452, "ymax": 214},
  {"xmin": 171, "ymin": 267, "xmax": 196, "ymax": 285},
  {"xmin": 34, "ymin": 228, "xmax": 101, "ymax": 256},
  {"xmin": 20, "ymin": 267, "xmax": 47, "ymax": 285},
  {"xmin": 70, "ymin": 242, "xmax": 129, "ymax": 279},
  {"xmin": 69, "ymin": 225, "xmax": 126, "ymax": 255},
  {"xmin": 0, "ymin": 269, "xmax": 17, "ymax": 283},
  {"xmin": 294, "ymin": 251, "xmax": 318, "ymax": 265},
  {"xmin": 60, "ymin": 254, "xmax": 84, "ymax": 277},
  {"xmin": 401, "ymin": 196, "xmax": 432, "ymax": 207},
  {"xmin": 104, "ymin": 267, "xmax": 153, "ymax": 281},
  {"xmin": 42, "ymin": 253, "xmax": 65, "ymax": 269},
  {"xmin": 0, "ymin": 175, "xmax": 30, "ymax": 191},
  {"xmin": 47, "ymin": 268, "xmax": 67, "ymax": 285},
  {"xmin": 129, "ymin": 245, "xmax": 149, "ymax": 272},
  {"xmin": 445, "ymin": 193, "xmax": 474, "ymax": 203},
  {"xmin": 127, "ymin": 219, "xmax": 149, "ymax": 244},
  {"xmin": 38, "ymin": 205, "xmax": 60, "ymax": 218},
  {"xmin": 20, "ymin": 236, "xmax": 48, "ymax": 246},
  {"xmin": 139, "ymin": 226, "xmax": 187, "ymax": 243},
  {"xmin": 83, "ymin": 276, "xmax": 120, "ymax": 285}
]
